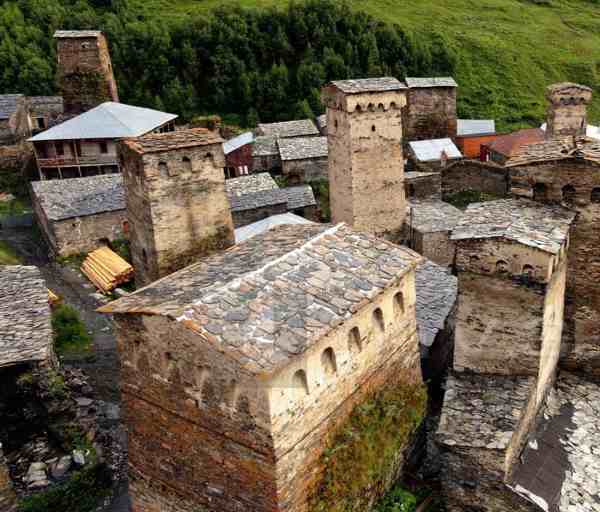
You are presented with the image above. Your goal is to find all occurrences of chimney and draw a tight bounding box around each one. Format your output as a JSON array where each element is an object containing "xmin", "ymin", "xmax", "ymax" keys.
[{"xmin": 545, "ymin": 82, "xmax": 592, "ymax": 139}]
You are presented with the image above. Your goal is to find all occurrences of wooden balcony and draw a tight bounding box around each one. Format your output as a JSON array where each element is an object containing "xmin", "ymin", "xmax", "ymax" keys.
[{"xmin": 37, "ymin": 154, "xmax": 118, "ymax": 168}]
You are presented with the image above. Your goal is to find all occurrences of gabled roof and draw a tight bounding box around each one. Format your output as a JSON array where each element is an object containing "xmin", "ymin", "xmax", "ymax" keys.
[
  {"xmin": 484, "ymin": 128, "xmax": 545, "ymax": 158},
  {"xmin": 29, "ymin": 102, "xmax": 177, "ymax": 142},
  {"xmin": 451, "ymin": 199, "xmax": 575, "ymax": 254},
  {"xmin": 328, "ymin": 77, "xmax": 406, "ymax": 94},
  {"xmin": 54, "ymin": 30, "xmax": 102, "ymax": 38},
  {"xmin": 223, "ymin": 131, "xmax": 254, "ymax": 155},
  {"xmin": 225, "ymin": 173, "xmax": 277, "ymax": 197},
  {"xmin": 226, "ymin": 173, "xmax": 285, "ymax": 213},
  {"xmin": 0, "ymin": 94, "xmax": 24, "ymax": 120},
  {"xmin": 99, "ymin": 223, "xmax": 421, "ymax": 376},
  {"xmin": 123, "ymin": 128, "xmax": 221, "ymax": 154},
  {"xmin": 457, "ymin": 119, "xmax": 496, "ymax": 137},
  {"xmin": 252, "ymin": 136, "xmax": 279, "ymax": 157},
  {"xmin": 504, "ymin": 136, "xmax": 600, "ymax": 167},
  {"xmin": 283, "ymin": 185, "xmax": 317, "ymax": 210},
  {"xmin": 0, "ymin": 266, "xmax": 53, "ymax": 368},
  {"xmin": 257, "ymin": 119, "xmax": 319, "ymax": 138},
  {"xmin": 234, "ymin": 213, "xmax": 314, "ymax": 243},
  {"xmin": 405, "ymin": 77, "xmax": 458, "ymax": 88},
  {"xmin": 278, "ymin": 136, "xmax": 328, "ymax": 161},
  {"xmin": 409, "ymin": 138, "xmax": 462, "ymax": 162},
  {"xmin": 408, "ymin": 199, "xmax": 464, "ymax": 233}
]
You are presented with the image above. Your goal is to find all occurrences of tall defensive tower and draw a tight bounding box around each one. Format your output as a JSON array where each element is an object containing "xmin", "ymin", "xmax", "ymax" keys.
[{"xmin": 545, "ymin": 82, "xmax": 592, "ymax": 139}]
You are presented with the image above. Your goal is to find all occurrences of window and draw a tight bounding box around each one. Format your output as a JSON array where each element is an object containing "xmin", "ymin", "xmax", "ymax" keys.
[
  {"xmin": 407, "ymin": 184, "xmax": 416, "ymax": 198},
  {"xmin": 394, "ymin": 292, "xmax": 405, "ymax": 315},
  {"xmin": 158, "ymin": 162, "xmax": 168, "ymax": 177},
  {"xmin": 99, "ymin": 141, "xmax": 108, "ymax": 154},
  {"xmin": 182, "ymin": 156, "xmax": 192, "ymax": 173},
  {"xmin": 522, "ymin": 264, "xmax": 535, "ymax": 279},
  {"xmin": 76, "ymin": 141, "xmax": 82, "ymax": 157},
  {"xmin": 373, "ymin": 308, "xmax": 385, "ymax": 332},
  {"xmin": 55, "ymin": 142, "xmax": 64, "ymax": 156},
  {"xmin": 225, "ymin": 167, "xmax": 236, "ymax": 179},
  {"xmin": 142, "ymin": 248, "xmax": 148, "ymax": 264},
  {"xmin": 562, "ymin": 185, "xmax": 576, "ymax": 204},
  {"xmin": 292, "ymin": 369, "xmax": 309, "ymax": 396},
  {"xmin": 496, "ymin": 260, "xmax": 509, "ymax": 273},
  {"xmin": 371, "ymin": 125, "xmax": 376, "ymax": 132},
  {"xmin": 591, "ymin": 188, "xmax": 600, "ymax": 203},
  {"xmin": 348, "ymin": 327, "xmax": 362, "ymax": 354},
  {"xmin": 122, "ymin": 220, "xmax": 129, "ymax": 234},
  {"xmin": 205, "ymin": 152, "xmax": 213, "ymax": 160},
  {"xmin": 36, "ymin": 117, "xmax": 45, "ymax": 130},
  {"xmin": 321, "ymin": 348, "xmax": 337, "ymax": 377},
  {"xmin": 533, "ymin": 183, "xmax": 548, "ymax": 201}
]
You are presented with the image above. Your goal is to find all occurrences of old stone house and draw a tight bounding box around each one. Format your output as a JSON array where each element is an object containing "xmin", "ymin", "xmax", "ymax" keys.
[
  {"xmin": 31, "ymin": 174, "xmax": 127, "ymax": 257},
  {"xmin": 28, "ymin": 96, "xmax": 64, "ymax": 133},
  {"xmin": 0, "ymin": 95, "xmax": 30, "ymax": 145},
  {"xmin": 404, "ymin": 171, "xmax": 442, "ymax": 200},
  {"xmin": 455, "ymin": 119, "xmax": 497, "ymax": 159},
  {"xmin": 277, "ymin": 136, "xmax": 328, "ymax": 183},
  {"xmin": 99, "ymin": 223, "xmax": 424, "ymax": 512},
  {"xmin": 29, "ymin": 102, "xmax": 177, "ymax": 180},
  {"xmin": 441, "ymin": 159, "xmax": 508, "ymax": 198},
  {"xmin": 223, "ymin": 131, "xmax": 254, "ymax": 178},
  {"xmin": 256, "ymin": 119, "xmax": 319, "ymax": 138},
  {"xmin": 403, "ymin": 77, "xmax": 458, "ymax": 141},
  {"xmin": 252, "ymin": 135, "xmax": 281, "ymax": 173}
]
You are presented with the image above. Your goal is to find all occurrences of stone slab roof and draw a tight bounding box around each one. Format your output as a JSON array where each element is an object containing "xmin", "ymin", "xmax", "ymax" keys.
[
  {"xmin": 504, "ymin": 136, "xmax": 600, "ymax": 167},
  {"xmin": 408, "ymin": 199, "xmax": 464, "ymax": 234},
  {"xmin": 225, "ymin": 173, "xmax": 277, "ymax": 197},
  {"xmin": 54, "ymin": 30, "xmax": 102, "ymax": 38},
  {"xmin": 451, "ymin": 199, "xmax": 575, "ymax": 255},
  {"xmin": 0, "ymin": 94, "xmax": 24, "ymax": 120},
  {"xmin": 511, "ymin": 373, "xmax": 600, "ymax": 511},
  {"xmin": 278, "ymin": 136, "xmax": 328, "ymax": 161},
  {"xmin": 257, "ymin": 119, "xmax": 319, "ymax": 138},
  {"xmin": 284, "ymin": 185, "xmax": 317, "ymax": 210},
  {"xmin": 123, "ymin": 128, "xmax": 221, "ymax": 154},
  {"xmin": 99, "ymin": 223, "xmax": 421, "ymax": 376},
  {"xmin": 415, "ymin": 261, "xmax": 457, "ymax": 348},
  {"xmin": 228, "ymin": 188, "xmax": 288, "ymax": 213},
  {"xmin": 405, "ymin": 171, "xmax": 440, "ymax": 181},
  {"xmin": 405, "ymin": 77, "xmax": 458, "ymax": 88},
  {"xmin": 329, "ymin": 77, "xmax": 406, "ymax": 94},
  {"xmin": 252, "ymin": 136, "xmax": 279, "ymax": 157},
  {"xmin": 437, "ymin": 373, "xmax": 533, "ymax": 450},
  {"xmin": 31, "ymin": 174, "xmax": 125, "ymax": 221},
  {"xmin": 485, "ymin": 128, "xmax": 545, "ymax": 159},
  {"xmin": 0, "ymin": 266, "xmax": 53, "ymax": 368}
]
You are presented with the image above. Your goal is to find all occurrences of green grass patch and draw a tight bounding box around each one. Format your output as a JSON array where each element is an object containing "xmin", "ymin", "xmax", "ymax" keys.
[
  {"xmin": 0, "ymin": 240, "xmax": 21, "ymax": 264},
  {"xmin": 444, "ymin": 189, "xmax": 503, "ymax": 210},
  {"xmin": 51, "ymin": 304, "xmax": 92, "ymax": 357},
  {"xmin": 309, "ymin": 380, "xmax": 427, "ymax": 512},
  {"xmin": 0, "ymin": 198, "xmax": 29, "ymax": 216}
]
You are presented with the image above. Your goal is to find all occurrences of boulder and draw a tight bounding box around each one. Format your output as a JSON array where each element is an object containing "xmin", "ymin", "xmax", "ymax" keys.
[{"xmin": 51, "ymin": 455, "xmax": 72, "ymax": 479}]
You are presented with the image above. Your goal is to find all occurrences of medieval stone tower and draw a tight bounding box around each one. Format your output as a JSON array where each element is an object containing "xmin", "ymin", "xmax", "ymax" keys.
[
  {"xmin": 120, "ymin": 128, "xmax": 235, "ymax": 287},
  {"xmin": 545, "ymin": 82, "xmax": 592, "ymax": 139},
  {"xmin": 322, "ymin": 78, "xmax": 407, "ymax": 235},
  {"xmin": 54, "ymin": 30, "xmax": 119, "ymax": 115}
]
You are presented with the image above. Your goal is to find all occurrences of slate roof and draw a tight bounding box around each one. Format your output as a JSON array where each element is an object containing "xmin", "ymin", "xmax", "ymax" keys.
[
  {"xmin": 511, "ymin": 373, "xmax": 600, "ymax": 511},
  {"xmin": 405, "ymin": 77, "xmax": 458, "ymax": 88},
  {"xmin": 451, "ymin": 199, "xmax": 575, "ymax": 255},
  {"xmin": 29, "ymin": 102, "xmax": 177, "ymax": 142},
  {"xmin": 485, "ymin": 128, "xmax": 545, "ymax": 159},
  {"xmin": 223, "ymin": 131, "xmax": 254, "ymax": 155},
  {"xmin": 234, "ymin": 213, "xmax": 314, "ymax": 243},
  {"xmin": 99, "ymin": 223, "xmax": 421, "ymax": 376},
  {"xmin": 437, "ymin": 373, "xmax": 533, "ymax": 450},
  {"xmin": 31, "ymin": 174, "xmax": 125, "ymax": 221},
  {"xmin": 228, "ymin": 188, "xmax": 288, "ymax": 213},
  {"xmin": 329, "ymin": 77, "xmax": 406, "ymax": 94},
  {"xmin": 284, "ymin": 185, "xmax": 317, "ymax": 210},
  {"xmin": 408, "ymin": 199, "xmax": 464, "ymax": 233},
  {"xmin": 257, "ymin": 119, "xmax": 319, "ymax": 138},
  {"xmin": 457, "ymin": 119, "xmax": 496, "ymax": 137},
  {"xmin": 121, "ymin": 128, "xmax": 221, "ymax": 154},
  {"xmin": 54, "ymin": 30, "xmax": 102, "ymax": 38},
  {"xmin": 415, "ymin": 260, "xmax": 457, "ymax": 348},
  {"xmin": 28, "ymin": 96, "xmax": 64, "ymax": 115},
  {"xmin": 0, "ymin": 94, "xmax": 24, "ymax": 120},
  {"xmin": 504, "ymin": 136, "xmax": 600, "ymax": 167},
  {"xmin": 409, "ymin": 138, "xmax": 462, "ymax": 162},
  {"xmin": 0, "ymin": 266, "xmax": 53, "ymax": 368},
  {"xmin": 278, "ymin": 136, "xmax": 328, "ymax": 161},
  {"xmin": 225, "ymin": 173, "xmax": 277, "ymax": 197},
  {"xmin": 252, "ymin": 136, "xmax": 279, "ymax": 157}
]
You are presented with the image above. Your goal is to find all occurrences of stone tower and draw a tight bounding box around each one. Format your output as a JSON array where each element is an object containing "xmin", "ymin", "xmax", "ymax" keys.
[
  {"xmin": 120, "ymin": 128, "xmax": 235, "ymax": 287},
  {"xmin": 322, "ymin": 77, "xmax": 408, "ymax": 236},
  {"xmin": 54, "ymin": 30, "xmax": 119, "ymax": 115},
  {"xmin": 545, "ymin": 82, "xmax": 592, "ymax": 139}
]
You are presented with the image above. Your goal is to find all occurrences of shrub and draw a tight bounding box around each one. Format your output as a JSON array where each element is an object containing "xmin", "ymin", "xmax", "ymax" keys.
[{"xmin": 51, "ymin": 305, "xmax": 92, "ymax": 356}]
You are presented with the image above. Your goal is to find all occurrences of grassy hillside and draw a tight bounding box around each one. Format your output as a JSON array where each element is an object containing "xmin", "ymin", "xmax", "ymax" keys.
[{"xmin": 128, "ymin": 0, "xmax": 600, "ymax": 131}]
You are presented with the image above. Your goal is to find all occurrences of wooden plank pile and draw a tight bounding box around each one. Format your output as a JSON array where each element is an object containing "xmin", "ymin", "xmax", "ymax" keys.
[{"xmin": 81, "ymin": 246, "xmax": 133, "ymax": 293}]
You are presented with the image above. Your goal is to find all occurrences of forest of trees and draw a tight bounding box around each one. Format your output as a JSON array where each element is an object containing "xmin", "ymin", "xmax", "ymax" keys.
[{"xmin": 0, "ymin": 0, "xmax": 457, "ymax": 125}]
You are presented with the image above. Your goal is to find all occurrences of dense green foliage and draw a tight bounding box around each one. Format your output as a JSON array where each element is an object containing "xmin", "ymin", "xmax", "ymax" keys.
[
  {"xmin": 0, "ymin": 0, "xmax": 455, "ymax": 125},
  {"xmin": 310, "ymin": 380, "xmax": 427, "ymax": 512},
  {"xmin": 0, "ymin": 239, "xmax": 21, "ymax": 264},
  {"xmin": 51, "ymin": 304, "xmax": 92, "ymax": 356}
]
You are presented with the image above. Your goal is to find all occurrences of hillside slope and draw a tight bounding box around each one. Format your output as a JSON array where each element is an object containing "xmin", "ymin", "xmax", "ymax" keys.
[{"xmin": 131, "ymin": 0, "xmax": 600, "ymax": 131}]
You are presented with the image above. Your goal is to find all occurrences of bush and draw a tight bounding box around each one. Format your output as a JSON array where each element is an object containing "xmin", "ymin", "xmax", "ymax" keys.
[
  {"xmin": 374, "ymin": 485, "xmax": 417, "ymax": 512},
  {"xmin": 51, "ymin": 305, "xmax": 92, "ymax": 356}
]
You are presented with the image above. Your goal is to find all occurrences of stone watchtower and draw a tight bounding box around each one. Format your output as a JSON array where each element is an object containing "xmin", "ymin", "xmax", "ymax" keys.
[
  {"xmin": 322, "ymin": 78, "xmax": 407, "ymax": 236},
  {"xmin": 120, "ymin": 128, "xmax": 235, "ymax": 286},
  {"xmin": 545, "ymin": 82, "xmax": 592, "ymax": 139},
  {"xmin": 54, "ymin": 30, "xmax": 119, "ymax": 115}
]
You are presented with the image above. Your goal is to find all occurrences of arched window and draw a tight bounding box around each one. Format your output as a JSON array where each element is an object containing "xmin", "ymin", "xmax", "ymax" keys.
[
  {"xmin": 378, "ymin": 103, "xmax": 384, "ymax": 110},
  {"xmin": 292, "ymin": 369, "xmax": 309, "ymax": 396},
  {"xmin": 562, "ymin": 185, "xmax": 576, "ymax": 204},
  {"xmin": 355, "ymin": 105, "xmax": 362, "ymax": 113},
  {"xmin": 591, "ymin": 188, "xmax": 600, "ymax": 203},
  {"xmin": 158, "ymin": 161, "xmax": 168, "ymax": 177},
  {"xmin": 496, "ymin": 260, "xmax": 509, "ymax": 274},
  {"xmin": 141, "ymin": 248, "xmax": 148, "ymax": 264},
  {"xmin": 533, "ymin": 183, "xmax": 548, "ymax": 201},
  {"xmin": 522, "ymin": 264, "xmax": 535, "ymax": 279},
  {"xmin": 390, "ymin": 102, "xmax": 397, "ymax": 109},
  {"xmin": 367, "ymin": 103, "xmax": 375, "ymax": 112},
  {"xmin": 321, "ymin": 348, "xmax": 337, "ymax": 376},
  {"xmin": 205, "ymin": 152, "xmax": 213, "ymax": 160},
  {"xmin": 348, "ymin": 327, "xmax": 362, "ymax": 354},
  {"xmin": 394, "ymin": 292, "xmax": 405, "ymax": 315},
  {"xmin": 373, "ymin": 308, "xmax": 385, "ymax": 332},
  {"xmin": 182, "ymin": 156, "xmax": 192, "ymax": 173},
  {"xmin": 371, "ymin": 124, "xmax": 376, "ymax": 132}
]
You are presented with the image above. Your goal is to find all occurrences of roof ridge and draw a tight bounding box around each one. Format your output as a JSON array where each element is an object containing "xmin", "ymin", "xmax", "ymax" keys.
[{"xmin": 101, "ymin": 102, "xmax": 137, "ymax": 135}]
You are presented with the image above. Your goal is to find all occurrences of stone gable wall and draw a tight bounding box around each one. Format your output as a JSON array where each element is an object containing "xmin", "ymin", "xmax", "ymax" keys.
[
  {"xmin": 409, "ymin": 229, "xmax": 455, "ymax": 268},
  {"xmin": 405, "ymin": 173, "xmax": 441, "ymax": 200},
  {"xmin": 281, "ymin": 157, "xmax": 328, "ymax": 184},
  {"xmin": 404, "ymin": 87, "xmax": 457, "ymax": 141},
  {"xmin": 442, "ymin": 159, "xmax": 508, "ymax": 198}
]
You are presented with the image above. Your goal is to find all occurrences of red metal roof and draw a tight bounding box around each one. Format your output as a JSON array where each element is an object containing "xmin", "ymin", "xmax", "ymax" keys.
[{"xmin": 484, "ymin": 128, "xmax": 545, "ymax": 158}]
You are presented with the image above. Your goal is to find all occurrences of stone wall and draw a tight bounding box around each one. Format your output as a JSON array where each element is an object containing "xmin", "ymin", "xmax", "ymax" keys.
[
  {"xmin": 0, "ymin": 443, "xmax": 16, "ymax": 512},
  {"xmin": 409, "ymin": 229, "xmax": 455, "ymax": 268},
  {"xmin": 121, "ymin": 141, "xmax": 235, "ymax": 287},
  {"xmin": 281, "ymin": 157, "xmax": 328, "ymax": 184},
  {"xmin": 252, "ymin": 154, "xmax": 281, "ymax": 174},
  {"xmin": 404, "ymin": 87, "xmax": 457, "ymax": 141},
  {"xmin": 442, "ymin": 159, "xmax": 508, "ymax": 198},
  {"xmin": 405, "ymin": 172, "xmax": 441, "ymax": 200},
  {"xmin": 231, "ymin": 202, "xmax": 288, "ymax": 228},
  {"xmin": 510, "ymin": 159, "xmax": 600, "ymax": 378}
]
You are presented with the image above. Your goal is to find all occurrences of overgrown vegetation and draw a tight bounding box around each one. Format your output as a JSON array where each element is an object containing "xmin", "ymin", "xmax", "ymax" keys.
[
  {"xmin": 309, "ymin": 180, "xmax": 331, "ymax": 222},
  {"xmin": 310, "ymin": 380, "xmax": 427, "ymax": 512},
  {"xmin": 51, "ymin": 304, "xmax": 92, "ymax": 356},
  {"xmin": 110, "ymin": 238, "xmax": 131, "ymax": 263},
  {"xmin": 0, "ymin": 240, "xmax": 21, "ymax": 264},
  {"xmin": 444, "ymin": 189, "xmax": 503, "ymax": 209}
]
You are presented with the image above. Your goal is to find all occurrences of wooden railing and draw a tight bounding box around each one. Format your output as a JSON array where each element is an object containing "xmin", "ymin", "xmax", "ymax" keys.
[{"xmin": 37, "ymin": 154, "xmax": 118, "ymax": 167}]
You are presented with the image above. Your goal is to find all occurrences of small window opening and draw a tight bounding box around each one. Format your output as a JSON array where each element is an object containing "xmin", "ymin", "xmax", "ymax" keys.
[
  {"xmin": 321, "ymin": 348, "xmax": 337, "ymax": 376},
  {"xmin": 292, "ymin": 369, "xmax": 309, "ymax": 396},
  {"xmin": 373, "ymin": 308, "xmax": 385, "ymax": 332},
  {"xmin": 348, "ymin": 327, "xmax": 362, "ymax": 354}
]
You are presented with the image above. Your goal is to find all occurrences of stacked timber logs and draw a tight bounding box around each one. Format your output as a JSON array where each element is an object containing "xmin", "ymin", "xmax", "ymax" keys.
[{"xmin": 81, "ymin": 247, "xmax": 133, "ymax": 293}]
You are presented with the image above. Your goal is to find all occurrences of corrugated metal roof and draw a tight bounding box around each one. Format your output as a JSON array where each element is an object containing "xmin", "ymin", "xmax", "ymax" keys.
[
  {"xmin": 405, "ymin": 77, "xmax": 458, "ymax": 88},
  {"xmin": 223, "ymin": 131, "xmax": 254, "ymax": 155},
  {"xmin": 29, "ymin": 102, "xmax": 177, "ymax": 142},
  {"xmin": 234, "ymin": 213, "xmax": 314, "ymax": 243},
  {"xmin": 409, "ymin": 138, "xmax": 462, "ymax": 162},
  {"xmin": 457, "ymin": 119, "xmax": 496, "ymax": 137},
  {"xmin": 485, "ymin": 128, "xmax": 545, "ymax": 158}
]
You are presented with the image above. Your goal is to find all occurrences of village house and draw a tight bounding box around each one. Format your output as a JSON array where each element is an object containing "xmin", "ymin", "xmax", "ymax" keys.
[
  {"xmin": 30, "ymin": 174, "xmax": 127, "ymax": 257},
  {"xmin": 0, "ymin": 95, "xmax": 30, "ymax": 145},
  {"xmin": 408, "ymin": 137, "xmax": 462, "ymax": 171},
  {"xmin": 278, "ymin": 136, "xmax": 328, "ymax": 183},
  {"xmin": 223, "ymin": 131, "xmax": 254, "ymax": 178},
  {"xmin": 99, "ymin": 223, "xmax": 424, "ymax": 512},
  {"xmin": 256, "ymin": 118, "xmax": 319, "ymax": 138},
  {"xmin": 252, "ymin": 135, "xmax": 281, "ymax": 173},
  {"xmin": 29, "ymin": 102, "xmax": 177, "ymax": 180},
  {"xmin": 455, "ymin": 119, "xmax": 497, "ymax": 159},
  {"xmin": 481, "ymin": 128, "xmax": 545, "ymax": 165},
  {"xmin": 28, "ymin": 96, "xmax": 64, "ymax": 133},
  {"xmin": 404, "ymin": 171, "xmax": 442, "ymax": 199}
]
